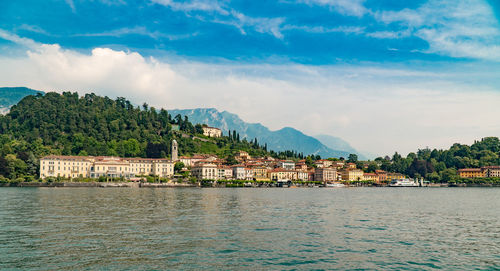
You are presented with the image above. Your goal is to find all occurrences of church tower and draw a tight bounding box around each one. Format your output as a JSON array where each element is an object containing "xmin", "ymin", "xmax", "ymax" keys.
[{"xmin": 172, "ymin": 139, "xmax": 178, "ymax": 161}]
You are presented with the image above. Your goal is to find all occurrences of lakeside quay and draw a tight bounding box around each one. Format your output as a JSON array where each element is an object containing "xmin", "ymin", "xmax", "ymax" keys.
[
  {"xmin": 1, "ymin": 181, "xmax": 498, "ymax": 188},
  {"xmin": 0, "ymin": 182, "xmax": 196, "ymax": 188}
]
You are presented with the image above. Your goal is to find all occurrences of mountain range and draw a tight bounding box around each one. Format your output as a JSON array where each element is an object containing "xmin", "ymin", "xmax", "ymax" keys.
[
  {"xmin": 0, "ymin": 87, "xmax": 366, "ymax": 159},
  {"xmin": 169, "ymin": 108, "xmax": 366, "ymax": 159}
]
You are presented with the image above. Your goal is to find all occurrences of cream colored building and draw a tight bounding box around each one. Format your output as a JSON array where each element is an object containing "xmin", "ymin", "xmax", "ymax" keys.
[
  {"xmin": 315, "ymin": 159, "xmax": 333, "ymax": 168},
  {"xmin": 268, "ymin": 169, "xmax": 297, "ymax": 182},
  {"xmin": 362, "ymin": 173, "xmax": 379, "ymax": 182},
  {"xmin": 202, "ymin": 127, "xmax": 222, "ymax": 137},
  {"xmin": 126, "ymin": 158, "xmax": 174, "ymax": 178},
  {"xmin": 217, "ymin": 166, "xmax": 233, "ymax": 180},
  {"xmin": 235, "ymin": 151, "xmax": 251, "ymax": 161},
  {"xmin": 482, "ymin": 166, "xmax": 500, "ymax": 177},
  {"xmin": 314, "ymin": 168, "xmax": 337, "ymax": 183},
  {"xmin": 252, "ymin": 166, "xmax": 269, "ymax": 181},
  {"xmin": 296, "ymin": 171, "xmax": 309, "ymax": 181},
  {"xmin": 191, "ymin": 163, "xmax": 218, "ymax": 180},
  {"xmin": 40, "ymin": 155, "xmax": 93, "ymax": 179},
  {"xmin": 40, "ymin": 155, "xmax": 174, "ymax": 179}
]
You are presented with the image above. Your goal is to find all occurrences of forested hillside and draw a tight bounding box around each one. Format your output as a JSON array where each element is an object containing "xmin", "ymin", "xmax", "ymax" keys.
[
  {"xmin": 0, "ymin": 92, "xmax": 303, "ymax": 180},
  {"xmin": 367, "ymin": 137, "xmax": 500, "ymax": 182}
]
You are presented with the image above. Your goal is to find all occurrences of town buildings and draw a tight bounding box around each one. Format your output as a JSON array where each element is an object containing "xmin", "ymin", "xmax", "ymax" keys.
[{"xmin": 39, "ymin": 137, "xmax": 412, "ymax": 183}]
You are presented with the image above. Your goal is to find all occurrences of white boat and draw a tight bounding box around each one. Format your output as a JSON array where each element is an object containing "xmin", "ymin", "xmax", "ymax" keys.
[
  {"xmin": 388, "ymin": 178, "xmax": 419, "ymax": 187},
  {"xmin": 325, "ymin": 183, "xmax": 345, "ymax": 188}
]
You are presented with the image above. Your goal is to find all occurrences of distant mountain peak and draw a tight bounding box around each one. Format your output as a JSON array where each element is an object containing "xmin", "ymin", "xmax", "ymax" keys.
[{"xmin": 168, "ymin": 108, "xmax": 357, "ymax": 158}]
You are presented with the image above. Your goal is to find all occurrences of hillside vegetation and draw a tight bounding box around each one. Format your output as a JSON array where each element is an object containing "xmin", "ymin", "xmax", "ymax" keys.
[
  {"xmin": 0, "ymin": 92, "xmax": 303, "ymax": 180},
  {"xmin": 365, "ymin": 137, "xmax": 500, "ymax": 183}
]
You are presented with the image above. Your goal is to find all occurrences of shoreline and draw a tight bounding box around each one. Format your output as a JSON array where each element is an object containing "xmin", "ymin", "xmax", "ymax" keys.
[{"xmin": 1, "ymin": 182, "xmax": 499, "ymax": 188}]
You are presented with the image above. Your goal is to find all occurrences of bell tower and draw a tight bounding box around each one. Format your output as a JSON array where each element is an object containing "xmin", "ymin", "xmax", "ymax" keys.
[{"xmin": 172, "ymin": 139, "xmax": 178, "ymax": 161}]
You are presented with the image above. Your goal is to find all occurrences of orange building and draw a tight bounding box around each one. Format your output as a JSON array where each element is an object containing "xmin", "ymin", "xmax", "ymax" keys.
[{"xmin": 458, "ymin": 168, "xmax": 486, "ymax": 178}]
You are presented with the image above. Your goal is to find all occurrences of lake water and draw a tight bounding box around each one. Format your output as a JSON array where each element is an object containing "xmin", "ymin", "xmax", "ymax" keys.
[{"xmin": 0, "ymin": 187, "xmax": 499, "ymax": 270}]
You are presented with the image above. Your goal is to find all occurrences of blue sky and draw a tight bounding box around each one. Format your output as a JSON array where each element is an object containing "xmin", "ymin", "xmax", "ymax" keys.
[
  {"xmin": 2, "ymin": 0, "xmax": 496, "ymax": 63},
  {"xmin": 1, "ymin": 0, "xmax": 500, "ymax": 157}
]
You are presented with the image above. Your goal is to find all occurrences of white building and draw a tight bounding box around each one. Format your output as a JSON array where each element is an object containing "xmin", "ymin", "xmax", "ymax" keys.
[
  {"xmin": 278, "ymin": 160, "xmax": 296, "ymax": 170},
  {"xmin": 217, "ymin": 166, "xmax": 233, "ymax": 180},
  {"xmin": 232, "ymin": 165, "xmax": 246, "ymax": 180},
  {"xmin": 191, "ymin": 163, "xmax": 217, "ymax": 180},
  {"xmin": 296, "ymin": 171, "xmax": 309, "ymax": 181},
  {"xmin": 202, "ymin": 127, "xmax": 222, "ymax": 137}
]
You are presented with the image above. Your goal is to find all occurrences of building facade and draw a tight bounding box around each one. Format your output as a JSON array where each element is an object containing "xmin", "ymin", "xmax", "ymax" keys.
[
  {"xmin": 314, "ymin": 168, "xmax": 337, "ymax": 183},
  {"xmin": 268, "ymin": 169, "xmax": 297, "ymax": 182},
  {"xmin": 482, "ymin": 166, "xmax": 500, "ymax": 177},
  {"xmin": 191, "ymin": 163, "xmax": 218, "ymax": 180},
  {"xmin": 278, "ymin": 160, "xmax": 296, "ymax": 170},
  {"xmin": 202, "ymin": 127, "xmax": 222, "ymax": 137},
  {"xmin": 340, "ymin": 169, "xmax": 364, "ymax": 181},
  {"xmin": 40, "ymin": 155, "xmax": 174, "ymax": 179}
]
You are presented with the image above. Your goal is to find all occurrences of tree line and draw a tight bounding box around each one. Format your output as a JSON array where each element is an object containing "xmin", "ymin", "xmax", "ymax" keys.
[{"xmin": 358, "ymin": 137, "xmax": 500, "ymax": 182}]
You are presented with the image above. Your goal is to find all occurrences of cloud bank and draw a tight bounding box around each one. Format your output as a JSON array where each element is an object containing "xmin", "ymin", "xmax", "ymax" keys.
[{"xmin": 1, "ymin": 31, "xmax": 500, "ymax": 157}]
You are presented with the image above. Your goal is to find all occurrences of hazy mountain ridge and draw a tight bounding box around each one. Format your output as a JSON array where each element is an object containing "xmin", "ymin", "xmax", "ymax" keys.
[
  {"xmin": 0, "ymin": 87, "xmax": 44, "ymax": 113},
  {"xmin": 315, "ymin": 134, "xmax": 367, "ymax": 160},
  {"xmin": 169, "ymin": 108, "xmax": 356, "ymax": 158}
]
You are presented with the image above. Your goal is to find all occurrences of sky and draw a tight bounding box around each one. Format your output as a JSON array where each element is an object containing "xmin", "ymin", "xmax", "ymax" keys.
[{"xmin": 1, "ymin": 0, "xmax": 500, "ymax": 158}]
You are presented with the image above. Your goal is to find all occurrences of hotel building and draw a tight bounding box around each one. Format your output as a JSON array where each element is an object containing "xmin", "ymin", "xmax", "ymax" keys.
[{"xmin": 40, "ymin": 155, "xmax": 174, "ymax": 179}]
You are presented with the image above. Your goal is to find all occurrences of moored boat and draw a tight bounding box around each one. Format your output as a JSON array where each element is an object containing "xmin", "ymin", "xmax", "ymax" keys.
[
  {"xmin": 325, "ymin": 183, "xmax": 346, "ymax": 188},
  {"xmin": 388, "ymin": 178, "xmax": 419, "ymax": 187}
]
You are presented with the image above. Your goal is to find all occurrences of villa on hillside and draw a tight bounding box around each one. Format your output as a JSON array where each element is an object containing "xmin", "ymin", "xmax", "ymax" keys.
[{"xmin": 202, "ymin": 126, "xmax": 222, "ymax": 137}]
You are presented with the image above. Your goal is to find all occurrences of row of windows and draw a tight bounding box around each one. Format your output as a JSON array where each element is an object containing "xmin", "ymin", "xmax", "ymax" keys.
[{"xmin": 42, "ymin": 161, "xmax": 89, "ymax": 166}]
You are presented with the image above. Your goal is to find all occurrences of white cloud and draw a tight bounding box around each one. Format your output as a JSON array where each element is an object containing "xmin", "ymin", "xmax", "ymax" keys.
[
  {"xmin": 300, "ymin": 0, "xmax": 368, "ymax": 17},
  {"xmin": 65, "ymin": 0, "xmax": 76, "ymax": 13},
  {"xmin": 374, "ymin": 0, "xmax": 500, "ymax": 60},
  {"xmin": 152, "ymin": 0, "xmax": 285, "ymax": 39},
  {"xmin": 282, "ymin": 25, "xmax": 364, "ymax": 35},
  {"xmin": 1, "ymin": 32, "xmax": 500, "ymax": 156},
  {"xmin": 151, "ymin": 0, "xmax": 229, "ymax": 15},
  {"xmin": 72, "ymin": 26, "xmax": 198, "ymax": 40}
]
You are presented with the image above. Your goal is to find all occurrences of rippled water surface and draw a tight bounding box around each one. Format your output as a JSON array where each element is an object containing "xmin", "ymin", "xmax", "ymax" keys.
[{"xmin": 0, "ymin": 187, "xmax": 499, "ymax": 270}]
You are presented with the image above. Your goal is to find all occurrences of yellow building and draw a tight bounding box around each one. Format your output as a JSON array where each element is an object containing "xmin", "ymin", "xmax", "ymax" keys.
[
  {"xmin": 252, "ymin": 166, "xmax": 269, "ymax": 181},
  {"xmin": 340, "ymin": 169, "xmax": 364, "ymax": 181},
  {"xmin": 362, "ymin": 173, "xmax": 379, "ymax": 182},
  {"xmin": 458, "ymin": 168, "xmax": 486, "ymax": 178},
  {"xmin": 386, "ymin": 172, "xmax": 406, "ymax": 181}
]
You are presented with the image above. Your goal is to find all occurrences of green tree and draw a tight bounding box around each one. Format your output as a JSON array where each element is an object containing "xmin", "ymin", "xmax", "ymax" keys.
[{"xmin": 347, "ymin": 154, "xmax": 358, "ymax": 163}]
